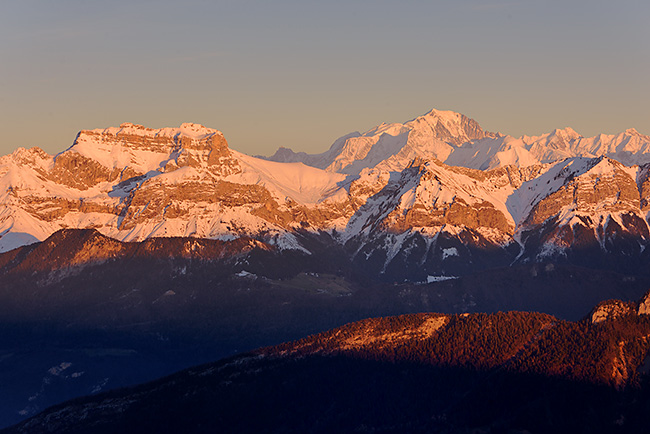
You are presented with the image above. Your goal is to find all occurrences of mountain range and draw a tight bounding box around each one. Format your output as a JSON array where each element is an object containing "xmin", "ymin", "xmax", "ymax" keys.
[
  {"xmin": 266, "ymin": 108, "xmax": 650, "ymax": 171},
  {"xmin": 2, "ymin": 109, "xmax": 650, "ymax": 281},
  {"xmin": 2, "ymin": 108, "xmax": 650, "ymax": 428}
]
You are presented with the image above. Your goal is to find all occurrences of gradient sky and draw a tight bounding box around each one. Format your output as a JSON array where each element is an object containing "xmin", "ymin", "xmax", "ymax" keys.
[{"xmin": 1, "ymin": 0, "xmax": 648, "ymax": 157}]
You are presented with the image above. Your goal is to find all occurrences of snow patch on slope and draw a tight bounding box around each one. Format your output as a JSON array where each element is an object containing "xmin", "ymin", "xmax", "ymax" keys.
[{"xmin": 230, "ymin": 151, "xmax": 348, "ymax": 204}]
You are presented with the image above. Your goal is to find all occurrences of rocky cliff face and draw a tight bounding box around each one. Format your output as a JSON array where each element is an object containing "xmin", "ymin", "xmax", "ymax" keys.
[
  {"xmin": 515, "ymin": 157, "xmax": 650, "ymax": 265},
  {"xmin": 0, "ymin": 123, "xmax": 355, "ymax": 253},
  {"xmin": 50, "ymin": 123, "xmax": 240, "ymax": 190}
]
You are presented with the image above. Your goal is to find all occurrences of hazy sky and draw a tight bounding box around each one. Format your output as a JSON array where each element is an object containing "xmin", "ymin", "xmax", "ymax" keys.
[{"xmin": 1, "ymin": 0, "xmax": 648, "ymax": 156}]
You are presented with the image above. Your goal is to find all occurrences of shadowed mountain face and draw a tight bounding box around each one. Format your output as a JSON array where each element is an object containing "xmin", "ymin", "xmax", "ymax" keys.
[
  {"xmin": 6, "ymin": 295, "xmax": 650, "ymax": 434},
  {"xmin": 1, "ymin": 228, "xmax": 650, "ymax": 427}
]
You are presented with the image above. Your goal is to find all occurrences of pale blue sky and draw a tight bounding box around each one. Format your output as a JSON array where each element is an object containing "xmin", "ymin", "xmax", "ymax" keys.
[{"xmin": 1, "ymin": 0, "xmax": 648, "ymax": 156}]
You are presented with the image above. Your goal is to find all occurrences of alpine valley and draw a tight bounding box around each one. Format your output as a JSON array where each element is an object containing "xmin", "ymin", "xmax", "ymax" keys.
[{"xmin": 3, "ymin": 109, "xmax": 650, "ymax": 429}]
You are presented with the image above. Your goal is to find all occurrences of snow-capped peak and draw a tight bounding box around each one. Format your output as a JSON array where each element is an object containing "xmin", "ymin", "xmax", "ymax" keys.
[
  {"xmin": 624, "ymin": 128, "xmax": 643, "ymax": 137},
  {"xmin": 419, "ymin": 108, "xmax": 465, "ymax": 124},
  {"xmin": 549, "ymin": 127, "xmax": 581, "ymax": 141},
  {"xmin": 265, "ymin": 108, "xmax": 494, "ymax": 175}
]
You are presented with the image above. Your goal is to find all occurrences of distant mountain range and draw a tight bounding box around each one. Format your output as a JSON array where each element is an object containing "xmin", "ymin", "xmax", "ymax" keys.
[
  {"xmin": 7, "ymin": 292, "xmax": 650, "ymax": 433},
  {"xmin": 265, "ymin": 108, "xmax": 650, "ymax": 171},
  {"xmin": 2, "ymin": 110, "xmax": 650, "ymax": 281}
]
